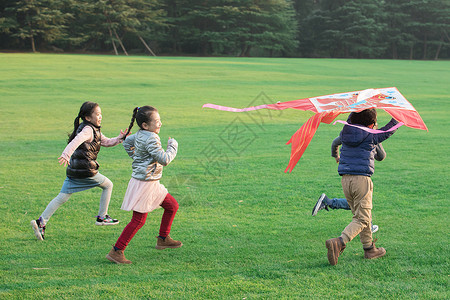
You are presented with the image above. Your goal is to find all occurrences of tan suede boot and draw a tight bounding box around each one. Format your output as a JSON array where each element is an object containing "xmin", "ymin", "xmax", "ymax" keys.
[
  {"xmin": 325, "ymin": 237, "xmax": 346, "ymax": 265},
  {"xmin": 364, "ymin": 241, "xmax": 386, "ymax": 259},
  {"xmin": 106, "ymin": 247, "xmax": 132, "ymax": 264},
  {"xmin": 155, "ymin": 235, "xmax": 183, "ymax": 250}
]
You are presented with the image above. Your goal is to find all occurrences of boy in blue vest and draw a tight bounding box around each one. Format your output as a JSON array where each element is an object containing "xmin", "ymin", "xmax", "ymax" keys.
[
  {"xmin": 312, "ymin": 136, "xmax": 388, "ymax": 233},
  {"xmin": 325, "ymin": 108, "xmax": 399, "ymax": 265}
]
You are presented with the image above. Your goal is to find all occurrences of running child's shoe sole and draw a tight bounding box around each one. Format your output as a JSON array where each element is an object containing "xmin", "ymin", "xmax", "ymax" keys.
[
  {"xmin": 95, "ymin": 221, "xmax": 120, "ymax": 226},
  {"xmin": 30, "ymin": 220, "xmax": 44, "ymax": 241},
  {"xmin": 155, "ymin": 243, "xmax": 183, "ymax": 250},
  {"xmin": 312, "ymin": 193, "xmax": 326, "ymax": 216}
]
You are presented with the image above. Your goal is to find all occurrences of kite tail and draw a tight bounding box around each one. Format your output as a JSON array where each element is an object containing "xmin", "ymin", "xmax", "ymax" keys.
[
  {"xmin": 202, "ymin": 103, "xmax": 269, "ymax": 112},
  {"xmin": 285, "ymin": 113, "xmax": 326, "ymax": 173}
]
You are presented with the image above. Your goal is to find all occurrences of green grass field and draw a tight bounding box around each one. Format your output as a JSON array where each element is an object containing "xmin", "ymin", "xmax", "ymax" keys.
[{"xmin": 0, "ymin": 53, "xmax": 448, "ymax": 299}]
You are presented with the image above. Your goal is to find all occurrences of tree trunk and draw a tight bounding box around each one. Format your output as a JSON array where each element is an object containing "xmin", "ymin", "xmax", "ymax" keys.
[
  {"xmin": 28, "ymin": 18, "xmax": 36, "ymax": 52},
  {"xmin": 444, "ymin": 30, "xmax": 450, "ymax": 42},
  {"xmin": 138, "ymin": 35, "xmax": 156, "ymax": 56},
  {"xmin": 409, "ymin": 44, "xmax": 414, "ymax": 60},
  {"xmin": 240, "ymin": 44, "xmax": 251, "ymax": 57},
  {"xmin": 30, "ymin": 35, "xmax": 36, "ymax": 53},
  {"xmin": 392, "ymin": 43, "xmax": 397, "ymax": 59},
  {"xmin": 169, "ymin": 0, "xmax": 178, "ymax": 53},
  {"xmin": 245, "ymin": 46, "xmax": 251, "ymax": 57},
  {"xmin": 81, "ymin": 38, "xmax": 96, "ymax": 52},
  {"xmin": 422, "ymin": 34, "xmax": 427, "ymax": 60},
  {"xmin": 108, "ymin": 26, "xmax": 119, "ymax": 55},
  {"xmin": 200, "ymin": 41, "xmax": 208, "ymax": 56},
  {"xmin": 239, "ymin": 44, "xmax": 247, "ymax": 57},
  {"xmin": 113, "ymin": 29, "xmax": 128, "ymax": 56},
  {"xmin": 434, "ymin": 35, "xmax": 443, "ymax": 60}
]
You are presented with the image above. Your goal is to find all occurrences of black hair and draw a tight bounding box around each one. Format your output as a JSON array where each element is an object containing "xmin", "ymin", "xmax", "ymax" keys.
[
  {"xmin": 68, "ymin": 101, "xmax": 99, "ymax": 143},
  {"xmin": 349, "ymin": 108, "xmax": 377, "ymax": 127},
  {"xmin": 124, "ymin": 106, "xmax": 158, "ymax": 137}
]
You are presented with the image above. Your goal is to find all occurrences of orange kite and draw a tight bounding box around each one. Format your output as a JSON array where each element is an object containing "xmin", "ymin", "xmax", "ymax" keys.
[{"xmin": 203, "ymin": 87, "xmax": 428, "ymax": 173}]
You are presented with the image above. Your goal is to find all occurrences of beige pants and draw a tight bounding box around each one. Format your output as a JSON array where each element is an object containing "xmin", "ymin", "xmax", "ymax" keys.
[{"xmin": 340, "ymin": 175, "xmax": 373, "ymax": 248}]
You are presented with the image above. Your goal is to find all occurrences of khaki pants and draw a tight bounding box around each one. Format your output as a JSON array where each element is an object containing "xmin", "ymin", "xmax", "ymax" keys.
[{"xmin": 340, "ymin": 175, "xmax": 373, "ymax": 248}]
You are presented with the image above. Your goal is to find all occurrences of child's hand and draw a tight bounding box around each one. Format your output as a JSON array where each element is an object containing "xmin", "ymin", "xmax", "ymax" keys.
[
  {"xmin": 120, "ymin": 129, "xmax": 130, "ymax": 140},
  {"xmin": 168, "ymin": 137, "xmax": 178, "ymax": 148},
  {"xmin": 335, "ymin": 156, "xmax": 340, "ymax": 163},
  {"xmin": 58, "ymin": 156, "xmax": 70, "ymax": 166}
]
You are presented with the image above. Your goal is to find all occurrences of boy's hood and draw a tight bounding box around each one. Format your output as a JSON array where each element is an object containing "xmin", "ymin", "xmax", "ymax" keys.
[{"xmin": 340, "ymin": 125, "xmax": 370, "ymax": 146}]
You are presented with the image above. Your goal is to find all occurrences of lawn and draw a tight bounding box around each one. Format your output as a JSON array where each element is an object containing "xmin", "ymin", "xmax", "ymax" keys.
[{"xmin": 0, "ymin": 53, "xmax": 448, "ymax": 299}]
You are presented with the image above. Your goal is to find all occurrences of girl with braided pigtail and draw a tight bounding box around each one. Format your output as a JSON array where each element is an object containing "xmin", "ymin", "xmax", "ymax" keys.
[
  {"xmin": 106, "ymin": 106, "xmax": 182, "ymax": 265},
  {"xmin": 31, "ymin": 101, "xmax": 128, "ymax": 241}
]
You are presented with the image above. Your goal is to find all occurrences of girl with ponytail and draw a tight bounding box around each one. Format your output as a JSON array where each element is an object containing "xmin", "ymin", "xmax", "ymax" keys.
[
  {"xmin": 106, "ymin": 106, "xmax": 182, "ymax": 264},
  {"xmin": 31, "ymin": 101, "xmax": 128, "ymax": 241}
]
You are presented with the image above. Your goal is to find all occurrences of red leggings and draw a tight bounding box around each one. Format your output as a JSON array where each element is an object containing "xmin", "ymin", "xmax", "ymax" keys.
[{"xmin": 115, "ymin": 193, "xmax": 179, "ymax": 250}]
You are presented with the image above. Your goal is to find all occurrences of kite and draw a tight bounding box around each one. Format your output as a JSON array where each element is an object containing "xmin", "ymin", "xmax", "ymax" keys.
[{"xmin": 203, "ymin": 87, "xmax": 428, "ymax": 173}]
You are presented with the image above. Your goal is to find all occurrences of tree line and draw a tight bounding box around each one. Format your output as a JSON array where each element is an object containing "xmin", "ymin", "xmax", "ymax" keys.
[{"xmin": 0, "ymin": 0, "xmax": 449, "ymax": 59}]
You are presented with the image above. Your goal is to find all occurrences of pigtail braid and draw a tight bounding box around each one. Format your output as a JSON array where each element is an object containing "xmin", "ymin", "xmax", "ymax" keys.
[{"xmin": 123, "ymin": 107, "xmax": 139, "ymax": 140}]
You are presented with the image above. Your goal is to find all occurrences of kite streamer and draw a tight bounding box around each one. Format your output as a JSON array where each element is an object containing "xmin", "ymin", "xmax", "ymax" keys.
[
  {"xmin": 333, "ymin": 120, "xmax": 405, "ymax": 134},
  {"xmin": 202, "ymin": 103, "xmax": 269, "ymax": 112}
]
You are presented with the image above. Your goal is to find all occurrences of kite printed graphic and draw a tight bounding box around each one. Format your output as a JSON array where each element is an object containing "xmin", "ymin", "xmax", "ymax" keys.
[{"xmin": 203, "ymin": 87, "xmax": 428, "ymax": 173}]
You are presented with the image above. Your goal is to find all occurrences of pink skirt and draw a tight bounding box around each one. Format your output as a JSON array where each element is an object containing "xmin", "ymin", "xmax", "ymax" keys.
[{"xmin": 121, "ymin": 178, "xmax": 168, "ymax": 213}]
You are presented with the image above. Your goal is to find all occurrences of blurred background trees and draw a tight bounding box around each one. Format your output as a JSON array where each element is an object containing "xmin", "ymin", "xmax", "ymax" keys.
[{"xmin": 0, "ymin": 0, "xmax": 449, "ymax": 58}]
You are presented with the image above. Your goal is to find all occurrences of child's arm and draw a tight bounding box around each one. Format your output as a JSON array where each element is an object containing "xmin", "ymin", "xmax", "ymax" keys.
[
  {"xmin": 58, "ymin": 126, "xmax": 93, "ymax": 166},
  {"xmin": 331, "ymin": 136, "xmax": 341, "ymax": 163},
  {"xmin": 373, "ymin": 118, "xmax": 399, "ymax": 144},
  {"xmin": 146, "ymin": 134, "xmax": 178, "ymax": 166},
  {"xmin": 374, "ymin": 143, "xmax": 386, "ymax": 161},
  {"xmin": 123, "ymin": 134, "xmax": 137, "ymax": 158},
  {"xmin": 100, "ymin": 130, "xmax": 127, "ymax": 147}
]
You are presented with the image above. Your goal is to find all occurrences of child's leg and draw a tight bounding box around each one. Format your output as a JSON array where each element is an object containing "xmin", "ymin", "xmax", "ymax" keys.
[
  {"xmin": 115, "ymin": 211, "xmax": 148, "ymax": 250},
  {"xmin": 330, "ymin": 197, "xmax": 377, "ymax": 232},
  {"xmin": 97, "ymin": 177, "xmax": 113, "ymax": 218},
  {"xmin": 40, "ymin": 193, "xmax": 72, "ymax": 225},
  {"xmin": 159, "ymin": 193, "xmax": 179, "ymax": 237},
  {"xmin": 328, "ymin": 198, "xmax": 351, "ymax": 210},
  {"xmin": 358, "ymin": 183, "xmax": 373, "ymax": 248},
  {"xmin": 340, "ymin": 176, "xmax": 373, "ymax": 247}
]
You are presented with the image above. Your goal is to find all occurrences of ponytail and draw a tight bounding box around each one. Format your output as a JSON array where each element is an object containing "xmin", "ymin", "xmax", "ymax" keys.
[
  {"xmin": 67, "ymin": 101, "xmax": 99, "ymax": 143},
  {"xmin": 68, "ymin": 115, "xmax": 81, "ymax": 143},
  {"xmin": 124, "ymin": 107, "xmax": 139, "ymax": 140}
]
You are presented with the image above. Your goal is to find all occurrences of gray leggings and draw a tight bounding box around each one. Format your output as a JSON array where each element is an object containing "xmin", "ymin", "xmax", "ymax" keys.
[{"xmin": 40, "ymin": 177, "xmax": 113, "ymax": 225}]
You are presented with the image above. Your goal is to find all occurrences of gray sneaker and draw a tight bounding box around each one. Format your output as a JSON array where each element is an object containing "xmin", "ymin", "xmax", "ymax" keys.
[
  {"xmin": 31, "ymin": 217, "xmax": 45, "ymax": 241},
  {"xmin": 312, "ymin": 193, "xmax": 329, "ymax": 216}
]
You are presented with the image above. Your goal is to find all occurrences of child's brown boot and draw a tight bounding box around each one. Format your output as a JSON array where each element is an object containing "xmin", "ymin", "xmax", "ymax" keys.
[
  {"xmin": 106, "ymin": 247, "xmax": 132, "ymax": 264},
  {"xmin": 325, "ymin": 237, "xmax": 346, "ymax": 265},
  {"xmin": 364, "ymin": 241, "xmax": 386, "ymax": 259},
  {"xmin": 155, "ymin": 235, "xmax": 183, "ymax": 250}
]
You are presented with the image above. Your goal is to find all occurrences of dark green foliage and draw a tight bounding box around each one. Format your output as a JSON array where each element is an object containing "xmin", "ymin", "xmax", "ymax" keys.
[
  {"xmin": 0, "ymin": 0, "xmax": 449, "ymax": 58},
  {"xmin": 296, "ymin": 0, "xmax": 450, "ymax": 59},
  {"xmin": 1, "ymin": 0, "xmax": 72, "ymax": 52},
  {"xmin": 380, "ymin": 0, "xmax": 450, "ymax": 60},
  {"xmin": 158, "ymin": 0, "xmax": 298, "ymax": 56}
]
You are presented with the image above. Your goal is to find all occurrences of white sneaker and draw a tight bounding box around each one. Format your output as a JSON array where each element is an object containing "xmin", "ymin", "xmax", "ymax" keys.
[
  {"xmin": 371, "ymin": 224, "xmax": 379, "ymax": 233},
  {"xmin": 95, "ymin": 215, "xmax": 119, "ymax": 226},
  {"xmin": 312, "ymin": 193, "xmax": 328, "ymax": 216}
]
